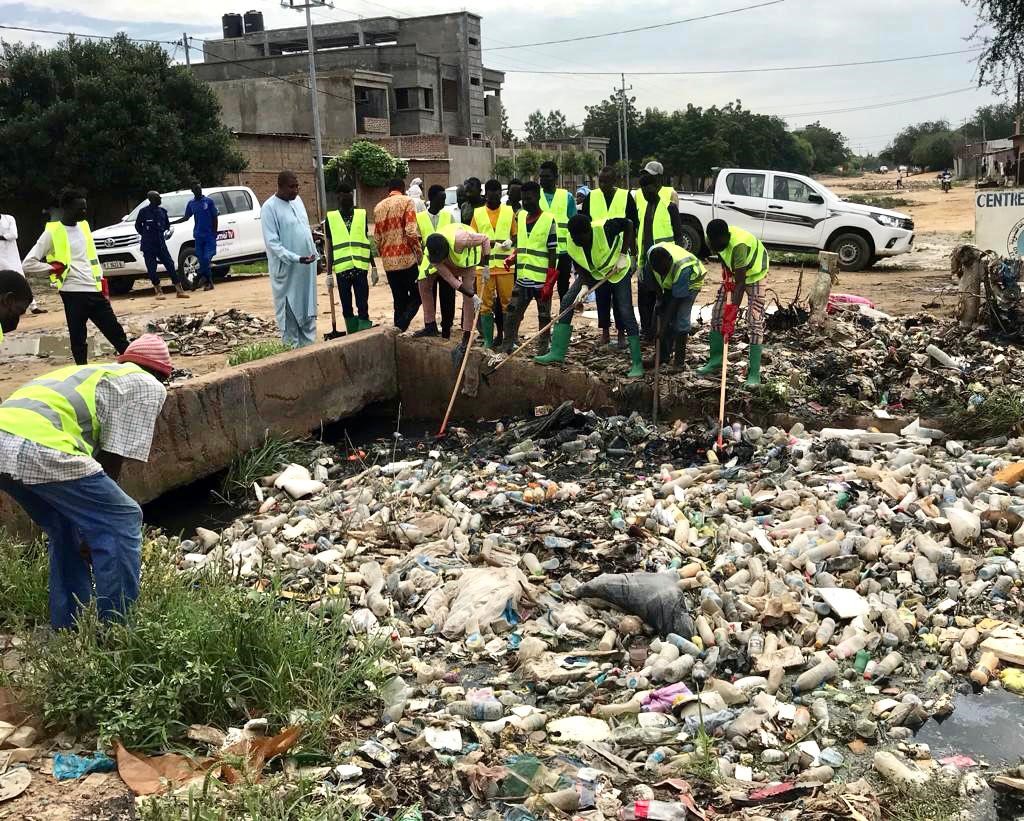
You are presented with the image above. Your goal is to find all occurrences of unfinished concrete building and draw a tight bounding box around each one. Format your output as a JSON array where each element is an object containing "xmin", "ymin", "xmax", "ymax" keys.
[{"xmin": 195, "ymin": 12, "xmax": 506, "ymax": 147}]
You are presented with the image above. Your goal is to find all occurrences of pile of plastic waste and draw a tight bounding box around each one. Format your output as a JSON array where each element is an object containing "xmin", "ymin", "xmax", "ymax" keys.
[{"xmin": 164, "ymin": 402, "xmax": 1024, "ymax": 819}]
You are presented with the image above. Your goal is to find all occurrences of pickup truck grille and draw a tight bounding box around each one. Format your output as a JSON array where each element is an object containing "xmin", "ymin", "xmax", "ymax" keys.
[{"xmin": 95, "ymin": 235, "xmax": 139, "ymax": 249}]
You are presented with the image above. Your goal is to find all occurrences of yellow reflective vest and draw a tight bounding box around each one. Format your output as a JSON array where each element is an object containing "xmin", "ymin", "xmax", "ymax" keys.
[
  {"xmin": 415, "ymin": 209, "xmax": 453, "ymax": 280},
  {"xmin": 472, "ymin": 205, "xmax": 515, "ymax": 269},
  {"xmin": 565, "ymin": 220, "xmax": 630, "ymax": 284},
  {"xmin": 46, "ymin": 221, "xmax": 102, "ymax": 291},
  {"xmin": 538, "ymin": 188, "xmax": 571, "ymax": 254},
  {"xmin": 719, "ymin": 225, "xmax": 769, "ymax": 284},
  {"xmin": 649, "ymin": 242, "xmax": 706, "ymax": 292},
  {"xmin": 515, "ymin": 211, "xmax": 556, "ymax": 284},
  {"xmin": 0, "ymin": 363, "xmax": 148, "ymax": 457},
  {"xmin": 326, "ymin": 209, "xmax": 371, "ymax": 274},
  {"xmin": 634, "ymin": 188, "xmax": 675, "ymax": 252},
  {"xmin": 587, "ymin": 188, "xmax": 629, "ymax": 221},
  {"xmin": 434, "ymin": 223, "xmax": 481, "ymax": 269}
]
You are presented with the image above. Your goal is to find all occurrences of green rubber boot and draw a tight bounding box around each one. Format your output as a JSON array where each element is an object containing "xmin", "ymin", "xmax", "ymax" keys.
[
  {"xmin": 697, "ymin": 330, "xmax": 725, "ymax": 375},
  {"xmin": 358, "ymin": 318, "xmax": 373, "ymax": 331},
  {"xmin": 480, "ymin": 314, "xmax": 495, "ymax": 349},
  {"xmin": 744, "ymin": 343, "xmax": 763, "ymax": 388},
  {"xmin": 343, "ymin": 316, "xmax": 360, "ymax": 334},
  {"xmin": 626, "ymin": 335, "xmax": 644, "ymax": 378},
  {"xmin": 534, "ymin": 322, "xmax": 571, "ymax": 364}
]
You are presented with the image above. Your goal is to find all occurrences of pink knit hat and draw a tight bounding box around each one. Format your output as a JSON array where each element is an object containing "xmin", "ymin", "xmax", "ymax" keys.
[{"xmin": 117, "ymin": 333, "xmax": 173, "ymax": 377}]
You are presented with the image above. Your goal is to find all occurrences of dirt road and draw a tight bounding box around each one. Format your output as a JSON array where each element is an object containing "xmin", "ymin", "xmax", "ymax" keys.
[{"xmin": 0, "ymin": 172, "xmax": 967, "ymax": 395}]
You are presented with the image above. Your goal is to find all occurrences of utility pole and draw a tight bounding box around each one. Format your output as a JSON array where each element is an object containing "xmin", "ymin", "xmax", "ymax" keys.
[
  {"xmin": 181, "ymin": 32, "xmax": 191, "ymax": 68},
  {"xmin": 619, "ymin": 73, "xmax": 632, "ymax": 186},
  {"xmin": 284, "ymin": 0, "xmax": 332, "ymax": 219}
]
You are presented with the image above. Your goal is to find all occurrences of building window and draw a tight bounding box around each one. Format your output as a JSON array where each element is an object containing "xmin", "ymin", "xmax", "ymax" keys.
[
  {"xmin": 468, "ymin": 36, "xmax": 479, "ymax": 45},
  {"xmin": 395, "ymin": 88, "xmax": 412, "ymax": 110},
  {"xmin": 472, "ymin": 132, "xmax": 482, "ymax": 139},
  {"xmin": 442, "ymin": 79, "xmax": 458, "ymax": 112},
  {"xmin": 355, "ymin": 87, "xmax": 370, "ymax": 104},
  {"xmin": 423, "ymin": 87, "xmax": 434, "ymax": 111},
  {"xmin": 470, "ymin": 76, "xmax": 481, "ymax": 86},
  {"xmin": 483, "ymin": 96, "xmax": 490, "ymax": 116}
]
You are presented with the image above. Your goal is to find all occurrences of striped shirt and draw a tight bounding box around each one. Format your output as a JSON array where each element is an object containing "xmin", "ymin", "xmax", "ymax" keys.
[{"xmin": 0, "ymin": 372, "xmax": 166, "ymax": 484}]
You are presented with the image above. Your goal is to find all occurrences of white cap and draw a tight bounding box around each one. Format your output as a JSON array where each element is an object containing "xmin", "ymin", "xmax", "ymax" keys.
[{"xmin": 643, "ymin": 160, "xmax": 664, "ymax": 176}]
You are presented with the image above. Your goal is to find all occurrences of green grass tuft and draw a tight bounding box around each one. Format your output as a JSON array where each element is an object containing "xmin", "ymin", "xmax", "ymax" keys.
[
  {"xmin": 844, "ymin": 193, "xmax": 912, "ymax": 209},
  {"xmin": 138, "ymin": 776, "xmax": 366, "ymax": 821},
  {"xmin": 229, "ymin": 341, "xmax": 294, "ymax": 367},
  {"xmin": 0, "ymin": 533, "xmax": 50, "ymax": 628},
  {"xmin": 944, "ymin": 387, "xmax": 1024, "ymax": 441},
  {"xmin": 221, "ymin": 433, "xmax": 319, "ymax": 501},
  {"xmin": 4, "ymin": 544, "xmax": 384, "ymax": 752},
  {"xmin": 881, "ymin": 775, "xmax": 964, "ymax": 821}
]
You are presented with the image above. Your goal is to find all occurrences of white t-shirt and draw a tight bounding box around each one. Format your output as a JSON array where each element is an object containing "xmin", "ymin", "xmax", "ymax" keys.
[
  {"xmin": 22, "ymin": 224, "xmax": 98, "ymax": 292},
  {"xmin": 0, "ymin": 215, "xmax": 22, "ymax": 274}
]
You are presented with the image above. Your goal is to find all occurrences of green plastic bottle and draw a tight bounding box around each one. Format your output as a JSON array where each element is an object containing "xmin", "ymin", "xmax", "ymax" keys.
[{"xmin": 853, "ymin": 648, "xmax": 871, "ymax": 675}]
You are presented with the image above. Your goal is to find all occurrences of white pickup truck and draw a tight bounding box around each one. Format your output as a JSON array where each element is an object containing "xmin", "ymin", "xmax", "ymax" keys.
[
  {"xmin": 92, "ymin": 186, "xmax": 267, "ymax": 294},
  {"xmin": 675, "ymin": 169, "xmax": 915, "ymax": 271}
]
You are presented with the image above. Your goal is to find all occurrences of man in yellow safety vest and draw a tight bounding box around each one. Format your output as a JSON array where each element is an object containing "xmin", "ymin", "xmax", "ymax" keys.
[
  {"xmin": 470, "ymin": 179, "xmax": 516, "ymax": 348},
  {"xmin": 326, "ymin": 181, "xmax": 378, "ymax": 334},
  {"xmin": 0, "ymin": 334, "xmax": 172, "ymax": 629},
  {"xmin": 538, "ymin": 160, "xmax": 577, "ymax": 300},
  {"xmin": 583, "ymin": 165, "xmax": 639, "ymax": 349},
  {"xmin": 634, "ymin": 168, "xmax": 684, "ymax": 345},
  {"xmin": 424, "ymin": 223, "xmax": 487, "ymax": 363},
  {"xmin": 697, "ymin": 219, "xmax": 769, "ymax": 387},
  {"xmin": 644, "ymin": 242, "xmax": 706, "ymax": 372},
  {"xmin": 414, "ymin": 185, "xmax": 457, "ymax": 338},
  {"xmin": 22, "ymin": 188, "xmax": 130, "ymax": 365}
]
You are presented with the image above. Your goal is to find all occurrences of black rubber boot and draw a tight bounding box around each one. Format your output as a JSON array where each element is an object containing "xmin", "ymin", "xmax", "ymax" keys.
[{"xmin": 413, "ymin": 322, "xmax": 438, "ymax": 338}]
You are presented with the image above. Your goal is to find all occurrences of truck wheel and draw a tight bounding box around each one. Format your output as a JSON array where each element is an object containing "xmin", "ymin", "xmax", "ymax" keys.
[
  {"xmin": 678, "ymin": 223, "xmax": 703, "ymax": 254},
  {"xmin": 178, "ymin": 244, "xmax": 200, "ymax": 289},
  {"xmin": 107, "ymin": 277, "xmax": 135, "ymax": 297},
  {"xmin": 829, "ymin": 233, "xmax": 871, "ymax": 272}
]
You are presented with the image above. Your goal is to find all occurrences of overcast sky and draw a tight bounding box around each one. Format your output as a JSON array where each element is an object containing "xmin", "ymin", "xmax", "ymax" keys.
[{"xmin": 0, "ymin": 0, "xmax": 1003, "ymax": 153}]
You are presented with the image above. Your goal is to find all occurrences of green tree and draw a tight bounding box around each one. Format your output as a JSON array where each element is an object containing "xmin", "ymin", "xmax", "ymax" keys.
[
  {"xmin": 963, "ymin": 0, "xmax": 1024, "ymax": 90},
  {"xmin": 524, "ymin": 110, "xmax": 548, "ymax": 142},
  {"xmin": 910, "ymin": 130, "xmax": 962, "ymax": 169},
  {"xmin": 500, "ymin": 108, "xmax": 515, "ymax": 144},
  {"xmin": 793, "ymin": 121, "xmax": 849, "ymax": 172},
  {"xmin": 583, "ymin": 90, "xmax": 640, "ymax": 164},
  {"xmin": 493, "ymin": 155, "xmax": 516, "ymax": 181},
  {"xmin": 346, "ymin": 140, "xmax": 403, "ymax": 186},
  {"xmin": 515, "ymin": 148, "xmax": 543, "ymax": 179},
  {"xmin": 579, "ymin": 151, "xmax": 601, "ymax": 180},
  {"xmin": 560, "ymin": 148, "xmax": 580, "ymax": 176},
  {"xmin": 962, "ymin": 102, "xmax": 1018, "ymax": 141},
  {"xmin": 545, "ymin": 110, "xmax": 579, "ymax": 139},
  {"xmin": 0, "ymin": 35, "xmax": 244, "ymax": 216},
  {"xmin": 883, "ymin": 121, "xmax": 950, "ymax": 165}
]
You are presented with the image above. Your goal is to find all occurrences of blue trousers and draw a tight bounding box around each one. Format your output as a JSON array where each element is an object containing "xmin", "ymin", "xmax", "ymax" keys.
[
  {"xmin": 336, "ymin": 271, "xmax": 369, "ymax": 320},
  {"xmin": 195, "ymin": 234, "xmax": 218, "ymax": 283},
  {"xmin": 0, "ymin": 473, "xmax": 142, "ymax": 630},
  {"xmin": 595, "ymin": 285, "xmax": 624, "ymax": 332},
  {"xmin": 142, "ymin": 241, "xmax": 180, "ymax": 287}
]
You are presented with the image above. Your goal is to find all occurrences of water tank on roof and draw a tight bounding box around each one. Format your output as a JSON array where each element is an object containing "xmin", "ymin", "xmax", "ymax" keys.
[
  {"xmin": 243, "ymin": 10, "xmax": 265, "ymax": 34},
  {"xmin": 221, "ymin": 13, "xmax": 243, "ymax": 39}
]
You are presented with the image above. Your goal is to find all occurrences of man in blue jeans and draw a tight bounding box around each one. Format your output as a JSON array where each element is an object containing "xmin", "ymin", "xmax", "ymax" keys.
[
  {"xmin": 0, "ymin": 334, "xmax": 171, "ymax": 629},
  {"xmin": 183, "ymin": 183, "xmax": 218, "ymax": 291},
  {"xmin": 644, "ymin": 242, "xmax": 706, "ymax": 372}
]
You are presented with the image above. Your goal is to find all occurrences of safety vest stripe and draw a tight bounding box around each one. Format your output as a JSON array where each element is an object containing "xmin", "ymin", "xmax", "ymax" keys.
[
  {"xmin": 518, "ymin": 248, "xmax": 549, "ymax": 257},
  {"xmin": 518, "ymin": 264, "xmax": 549, "ymax": 275}
]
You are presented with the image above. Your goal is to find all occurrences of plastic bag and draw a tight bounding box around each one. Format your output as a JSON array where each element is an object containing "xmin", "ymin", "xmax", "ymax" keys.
[
  {"xmin": 441, "ymin": 567, "xmax": 534, "ymax": 639},
  {"xmin": 575, "ymin": 572, "xmax": 694, "ymax": 638}
]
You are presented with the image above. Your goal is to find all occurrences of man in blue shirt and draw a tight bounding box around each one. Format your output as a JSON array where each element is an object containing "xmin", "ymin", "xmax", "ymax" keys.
[
  {"xmin": 183, "ymin": 183, "xmax": 218, "ymax": 291},
  {"xmin": 135, "ymin": 191, "xmax": 189, "ymax": 300}
]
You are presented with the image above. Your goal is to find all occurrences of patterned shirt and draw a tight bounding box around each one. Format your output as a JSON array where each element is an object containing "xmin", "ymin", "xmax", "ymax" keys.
[
  {"xmin": 0, "ymin": 371, "xmax": 167, "ymax": 484},
  {"xmin": 372, "ymin": 192, "xmax": 421, "ymax": 272}
]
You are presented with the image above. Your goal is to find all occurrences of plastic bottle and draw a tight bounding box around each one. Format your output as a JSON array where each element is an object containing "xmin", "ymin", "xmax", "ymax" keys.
[
  {"xmin": 950, "ymin": 642, "xmax": 969, "ymax": 673},
  {"xmin": 618, "ymin": 801, "xmax": 690, "ymax": 821},
  {"xmin": 593, "ymin": 697, "xmax": 643, "ymax": 719},
  {"xmin": 853, "ymin": 648, "xmax": 871, "ymax": 675},
  {"xmin": 793, "ymin": 659, "xmax": 839, "ymax": 693},
  {"xmin": 644, "ymin": 747, "xmax": 672, "ymax": 772},
  {"xmin": 871, "ymin": 651, "xmax": 904, "ymax": 681},
  {"xmin": 971, "ymin": 651, "xmax": 999, "ymax": 687},
  {"xmin": 747, "ymin": 626, "xmax": 764, "ymax": 658},
  {"xmin": 666, "ymin": 633, "xmax": 702, "ymax": 657},
  {"xmin": 881, "ymin": 608, "xmax": 910, "ymax": 645},
  {"xmin": 448, "ymin": 700, "xmax": 503, "ymax": 720},
  {"xmin": 814, "ymin": 618, "xmax": 837, "ymax": 649},
  {"xmin": 833, "ymin": 632, "xmax": 878, "ymax": 660}
]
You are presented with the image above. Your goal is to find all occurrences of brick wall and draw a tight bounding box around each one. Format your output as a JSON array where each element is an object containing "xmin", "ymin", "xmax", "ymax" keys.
[
  {"xmin": 231, "ymin": 133, "xmax": 318, "ymax": 221},
  {"xmin": 366, "ymin": 134, "xmax": 449, "ymax": 159}
]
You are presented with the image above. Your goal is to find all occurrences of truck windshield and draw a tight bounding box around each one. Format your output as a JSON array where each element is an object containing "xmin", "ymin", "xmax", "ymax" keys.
[{"xmin": 123, "ymin": 193, "xmax": 194, "ymax": 222}]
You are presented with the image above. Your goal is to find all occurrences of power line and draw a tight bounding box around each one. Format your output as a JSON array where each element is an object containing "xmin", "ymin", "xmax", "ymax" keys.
[
  {"xmin": 483, "ymin": 0, "xmax": 785, "ymax": 51},
  {"xmin": 494, "ymin": 46, "xmax": 983, "ymax": 76},
  {"xmin": 0, "ymin": 23, "xmax": 177, "ymax": 45},
  {"xmin": 779, "ymin": 86, "xmax": 977, "ymax": 119}
]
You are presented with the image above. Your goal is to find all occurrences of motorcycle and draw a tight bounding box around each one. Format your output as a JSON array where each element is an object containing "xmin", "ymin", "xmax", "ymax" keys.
[{"xmin": 941, "ymin": 178, "xmax": 952, "ymax": 193}]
